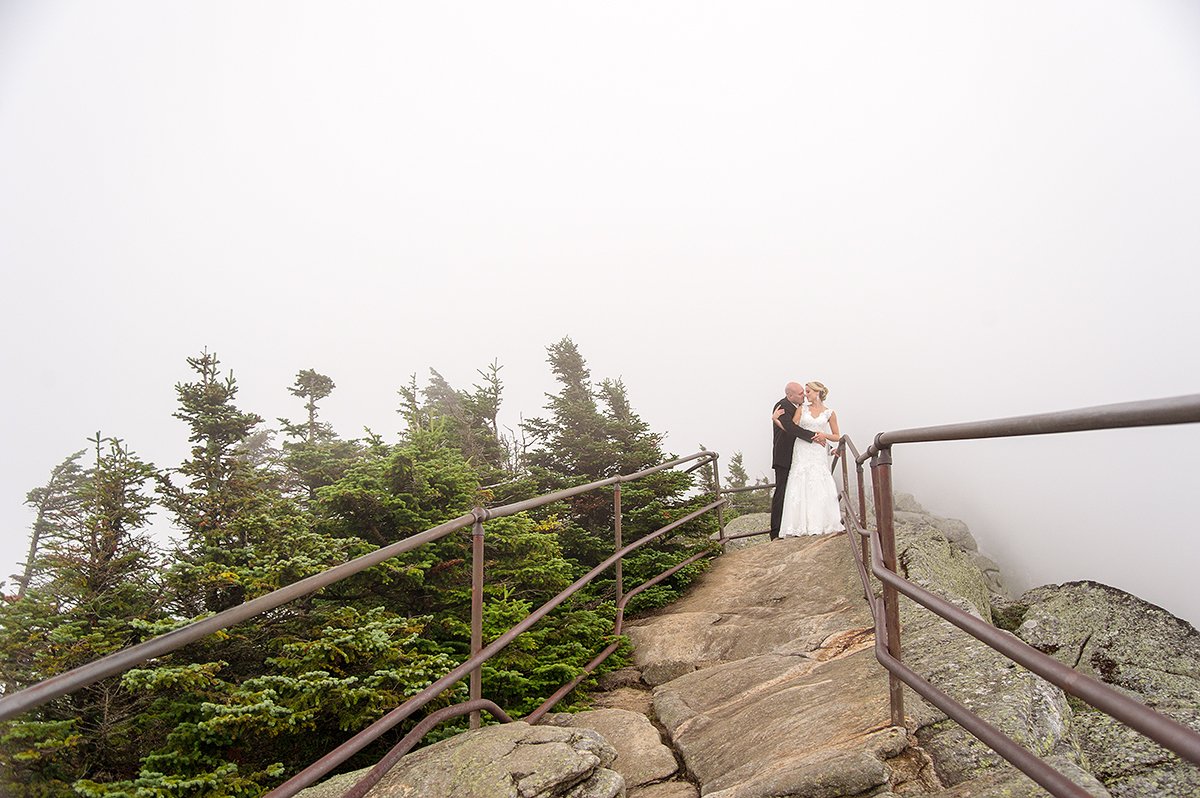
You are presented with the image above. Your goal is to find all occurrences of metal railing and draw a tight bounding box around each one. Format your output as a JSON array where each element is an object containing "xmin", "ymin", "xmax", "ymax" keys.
[
  {"xmin": 835, "ymin": 394, "xmax": 1200, "ymax": 798},
  {"xmin": 0, "ymin": 451, "xmax": 729, "ymax": 798}
]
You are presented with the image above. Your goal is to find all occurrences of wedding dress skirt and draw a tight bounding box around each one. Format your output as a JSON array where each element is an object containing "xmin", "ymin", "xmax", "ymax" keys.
[{"xmin": 779, "ymin": 407, "xmax": 845, "ymax": 537}]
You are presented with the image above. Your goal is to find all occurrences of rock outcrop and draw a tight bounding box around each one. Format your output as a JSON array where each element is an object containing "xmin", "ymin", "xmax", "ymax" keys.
[
  {"xmin": 1010, "ymin": 581, "xmax": 1200, "ymax": 797},
  {"xmin": 888, "ymin": 495, "xmax": 1200, "ymax": 798}
]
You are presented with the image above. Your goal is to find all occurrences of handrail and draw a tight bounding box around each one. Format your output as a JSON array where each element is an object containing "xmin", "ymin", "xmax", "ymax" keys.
[
  {"xmin": 838, "ymin": 392, "xmax": 1200, "ymax": 797},
  {"xmin": 0, "ymin": 449, "xmax": 725, "ymax": 797},
  {"xmin": 858, "ymin": 393, "xmax": 1200, "ymax": 463}
]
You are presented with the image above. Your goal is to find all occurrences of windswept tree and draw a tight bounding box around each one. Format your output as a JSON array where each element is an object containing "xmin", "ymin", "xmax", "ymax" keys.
[
  {"xmin": 396, "ymin": 363, "xmax": 524, "ymax": 499},
  {"xmin": 12, "ymin": 451, "xmax": 87, "ymax": 599},
  {"xmin": 278, "ymin": 369, "xmax": 360, "ymax": 502},
  {"xmin": 0, "ymin": 434, "xmax": 162, "ymax": 796},
  {"xmin": 156, "ymin": 350, "xmax": 276, "ymax": 614},
  {"xmin": 521, "ymin": 337, "xmax": 716, "ymax": 604}
]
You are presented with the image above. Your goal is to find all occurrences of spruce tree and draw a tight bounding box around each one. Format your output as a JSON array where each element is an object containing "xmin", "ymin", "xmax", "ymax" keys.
[
  {"xmin": 0, "ymin": 435, "xmax": 162, "ymax": 795},
  {"xmin": 278, "ymin": 369, "xmax": 360, "ymax": 503}
]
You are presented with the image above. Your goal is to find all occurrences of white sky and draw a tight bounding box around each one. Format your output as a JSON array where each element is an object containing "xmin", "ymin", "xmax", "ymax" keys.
[{"xmin": 2, "ymin": 2, "xmax": 1199, "ymax": 622}]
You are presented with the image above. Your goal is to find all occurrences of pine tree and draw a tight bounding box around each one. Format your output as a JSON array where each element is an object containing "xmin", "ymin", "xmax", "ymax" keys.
[{"xmin": 157, "ymin": 350, "xmax": 273, "ymax": 613}]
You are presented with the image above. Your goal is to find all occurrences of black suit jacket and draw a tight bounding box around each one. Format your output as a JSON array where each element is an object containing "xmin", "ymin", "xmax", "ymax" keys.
[{"xmin": 772, "ymin": 397, "xmax": 816, "ymax": 468}]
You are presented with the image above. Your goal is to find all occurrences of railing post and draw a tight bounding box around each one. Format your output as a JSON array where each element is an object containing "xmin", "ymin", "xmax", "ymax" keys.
[
  {"xmin": 470, "ymin": 512, "xmax": 485, "ymax": 730},
  {"xmin": 871, "ymin": 448, "xmax": 905, "ymax": 728},
  {"xmin": 856, "ymin": 461, "xmax": 869, "ymax": 567},
  {"xmin": 613, "ymin": 484, "xmax": 623, "ymax": 606},
  {"xmin": 709, "ymin": 454, "xmax": 727, "ymax": 541}
]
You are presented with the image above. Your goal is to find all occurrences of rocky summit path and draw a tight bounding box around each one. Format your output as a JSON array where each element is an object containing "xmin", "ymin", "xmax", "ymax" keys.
[{"xmin": 603, "ymin": 518, "xmax": 936, "ymax": 798}]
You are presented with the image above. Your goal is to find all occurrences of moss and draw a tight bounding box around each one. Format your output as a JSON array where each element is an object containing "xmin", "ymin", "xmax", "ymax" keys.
[{"xmin": 990, "ymin": 599, "xmax": 1031, "ymax": 633}]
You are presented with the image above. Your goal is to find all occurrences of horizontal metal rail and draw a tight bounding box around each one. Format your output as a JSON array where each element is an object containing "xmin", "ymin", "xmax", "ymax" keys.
[
  {"xmin": 859, "ymin": 393, "xmax": 1200, "ymax": 463},
  {"xmin": 0, "ymin": 451, "xmax": 716, "ymax": 724}
]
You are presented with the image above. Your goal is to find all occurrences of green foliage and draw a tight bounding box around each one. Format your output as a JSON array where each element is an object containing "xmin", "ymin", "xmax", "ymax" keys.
[
  {"xmin": 0, "ymin": 435, "xmax": 165, "ymax": 796},
  {"xmin": 4, "ymin": 341, "xmax": 723, "ymax": 796},
  {"xmin": 277, "ymin": 369, "xmax": 363, "ymax": 503}
]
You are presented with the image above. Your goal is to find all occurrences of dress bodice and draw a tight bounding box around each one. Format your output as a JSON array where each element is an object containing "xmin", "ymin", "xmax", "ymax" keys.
[{"xmin": 799, "ymin": 406, "xmax": 833, "ymax": 435}]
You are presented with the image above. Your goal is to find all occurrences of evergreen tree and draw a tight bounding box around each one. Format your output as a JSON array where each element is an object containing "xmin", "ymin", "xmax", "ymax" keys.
[
  {"xmin": 521, "ymin": 338, "xmax": 717, "ymax": 607},
  {"xmin": 0, "ymin": 435, "xmax": 163, "ymax": 796},
  {"xmin": 157, "ymin": 350, "xmax": 274, "ymax": 613},
  {"xmin": 723, "ymin": 451, "xmax": 771, "ymax": 515},
  {"xmin": 523, "ymin": 338, "xmax": 614, "ymax": 481},
  {"xmin": 278, "ymin": 369, "xmax": 361, "ymax": 503},
  {"xmin": 13, "ymin": 451, "xmax": 87, "ymax": 599}
]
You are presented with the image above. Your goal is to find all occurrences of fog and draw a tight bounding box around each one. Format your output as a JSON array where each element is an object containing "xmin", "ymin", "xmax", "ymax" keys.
[{"xmin": 2, "ymin": 2, "xmax": 1198, "ymax": 623}]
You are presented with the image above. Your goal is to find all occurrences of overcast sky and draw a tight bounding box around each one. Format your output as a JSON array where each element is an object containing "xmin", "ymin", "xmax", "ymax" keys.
[{"xmin": 2, "ymin": 2, "xmax": 1198, "ymax": 624}]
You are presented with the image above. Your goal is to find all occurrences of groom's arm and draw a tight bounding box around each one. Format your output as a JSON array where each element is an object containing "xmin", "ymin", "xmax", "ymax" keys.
[{"xmin": 774, "ymin": 401, "xmax": 816, "ymax": 442}]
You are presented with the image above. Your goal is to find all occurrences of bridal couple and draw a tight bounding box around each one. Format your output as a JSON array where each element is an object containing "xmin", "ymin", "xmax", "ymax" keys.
[{"xmin": 770, "ymin": 381, "xmax": 845, "ymax": 539}]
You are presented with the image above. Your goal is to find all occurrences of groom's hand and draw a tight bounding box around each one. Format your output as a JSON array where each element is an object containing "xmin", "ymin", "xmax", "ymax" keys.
[{"xmin": 813, "ymin": 432, "xmax": 827, "ymax": 444}]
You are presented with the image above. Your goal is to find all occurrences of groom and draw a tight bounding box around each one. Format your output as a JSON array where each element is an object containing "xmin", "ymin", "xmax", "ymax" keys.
[{"xmin": 770, "ymin": 381, "xmax": 821, "ymax": 539}]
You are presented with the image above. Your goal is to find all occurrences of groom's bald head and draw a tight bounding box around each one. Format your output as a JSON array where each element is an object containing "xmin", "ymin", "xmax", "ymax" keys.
[{"xmin": 785, "ymin": 382, "xmax": 804, "ymax": 404}]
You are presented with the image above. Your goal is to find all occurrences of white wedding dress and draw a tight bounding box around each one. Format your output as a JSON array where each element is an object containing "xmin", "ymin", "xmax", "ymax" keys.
[{"xmin": 779, "ymin": 406, "xmax": 845, "ymax": 537}]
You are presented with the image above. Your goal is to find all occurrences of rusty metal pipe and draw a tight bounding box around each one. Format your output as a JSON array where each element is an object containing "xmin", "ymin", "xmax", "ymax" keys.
[
  {"xmin": 871, "ymin": 448, "xmax": 905, "ymax": 727},
  {"xmin": 614, "ymin": 484, "xmax": 623, "ymax": 607},
  {"xmin": 469, "ymin": 514, "xmax": 485, "ymax": 730},
  {"xmin": 861, "ymin": 394, "xmax": 1200, "ymax": 462}
]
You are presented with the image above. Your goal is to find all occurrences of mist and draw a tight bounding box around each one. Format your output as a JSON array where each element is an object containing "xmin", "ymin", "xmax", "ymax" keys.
[{"xmin": 2, "ymin": 2, "xmax": 1198, "ymax": 623}]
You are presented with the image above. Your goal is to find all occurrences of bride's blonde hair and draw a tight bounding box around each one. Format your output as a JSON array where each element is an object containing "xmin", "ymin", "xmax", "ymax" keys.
[{"xmin": 806, "ymin": 381, "xmax": 829, "ymax": 401}]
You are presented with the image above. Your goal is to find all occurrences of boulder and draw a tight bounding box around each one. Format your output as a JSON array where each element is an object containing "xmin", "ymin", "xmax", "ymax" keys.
[
  {"xmin": 542, "ymin": 709, "xmax": 678, "ymax": 790},
  {"xmin": 1011, "ymin": 581, "xmax": 1200, "ymax": 797},
  {"xmin": 296, "ymin": 722, "xmax": 623, "ymax": 798},
  {"xmin": 893, "ymin": 510, "xmax": 979, "ymax": 554},
  {"xmin": 718, "ymin": 512, "xmax": 771, "ymax": 550}
]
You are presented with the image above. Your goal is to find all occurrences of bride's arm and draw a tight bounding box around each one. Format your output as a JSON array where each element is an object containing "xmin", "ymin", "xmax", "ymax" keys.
[{"xmin": 826, "ymin": 411, "xmax": 842, "ymax": 442}]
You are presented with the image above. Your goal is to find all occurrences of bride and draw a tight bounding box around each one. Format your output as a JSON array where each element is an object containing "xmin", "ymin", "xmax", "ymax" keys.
[{"xmin": 777, "ymin": 381, "xmax": 845, "ymax": 537}]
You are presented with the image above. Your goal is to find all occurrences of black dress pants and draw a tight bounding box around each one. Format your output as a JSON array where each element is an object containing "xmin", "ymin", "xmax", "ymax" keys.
[{"xmin": 770, "ymin": 465, "xmax": 790, "ymax": 539}]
